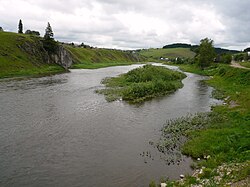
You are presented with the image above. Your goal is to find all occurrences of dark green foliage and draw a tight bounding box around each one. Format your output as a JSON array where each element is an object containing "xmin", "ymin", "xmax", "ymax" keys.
[
  {"xmin": 214, "ymin": 47, "xmax": 239, "ymax": 55},
  {"xmin": 243, "ymin": 47, "xmax": 250, "ymax": 52},
  {"xmin": 234, "ymin": 53, "xmax": 248, "ymax": 61},
  {"xmin": 220, "ymin": 54, "xmax": 232, "ymax": 64},
  {"xmin": 44, "ymin": 22, "xmax": 54, "ymax": 40},
  {"xmin": 163, "ymin": 43, "xmax": 193, "ymax": 49},
  {"xmin": 162, "ymin": 43, "xmax": 239, "ymax": 55},
  {"xmin": 215, "ymin": 54, "xmax": 232, "ymax": 64},
  {"xmin": 42, "ymin": 38, "xmax": 58, "ymax": 54},
  {"xmin": 25, "ymin": 30, "xmax": 40, "ymax": 36},
  {"xmin": 197, "ymin": 38, "xmax": 216, "ymax": 69},
  {"xmin": 43, "ymin": 22, "xmax": 58, "ymax": 54},
  {"xmin": 98, "ymin": 65, "xmax": 186, "ymax": 103},
  {"xmin": 18, "ymin": 19, "xmax": 23, "ymax": 34},
  {"xmin": 149, "ymin": 180, "xmax": 157, "ymax": 187}
]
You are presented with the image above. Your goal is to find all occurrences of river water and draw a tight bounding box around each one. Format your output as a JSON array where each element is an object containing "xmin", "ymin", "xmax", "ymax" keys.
[{"xmin": 0, "ymin": 64, "xmax": 219, "ymax": 187}]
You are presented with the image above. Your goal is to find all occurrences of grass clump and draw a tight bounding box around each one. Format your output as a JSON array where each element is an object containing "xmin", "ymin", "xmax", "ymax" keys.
[{"xmin": 97, "ymin": 64, "xmax": 186, "ymax": 103}]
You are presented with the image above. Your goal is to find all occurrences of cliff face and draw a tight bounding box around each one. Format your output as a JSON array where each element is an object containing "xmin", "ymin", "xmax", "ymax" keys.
[
  {"xmin": 19, "ymin": 38, "xmax": 72, "ymax": 69},
  {"xmin": 49, "ymin": 45, "xmax": 73, "ymax": 69}
]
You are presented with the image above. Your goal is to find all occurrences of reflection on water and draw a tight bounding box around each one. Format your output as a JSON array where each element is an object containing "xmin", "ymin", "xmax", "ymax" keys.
[
  {"xmin": 0, "ymin": 75, "xmax": 68, "ymax": 93},
  {"xmin": 0, "ymin": 65, "xmax": 220, "ymax": 187}
]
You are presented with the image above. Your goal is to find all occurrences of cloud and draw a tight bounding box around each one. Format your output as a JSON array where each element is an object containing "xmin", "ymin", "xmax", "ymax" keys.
[{"xmin": 0, "ymin": 0, "xmax": 249, "ymax": 50}]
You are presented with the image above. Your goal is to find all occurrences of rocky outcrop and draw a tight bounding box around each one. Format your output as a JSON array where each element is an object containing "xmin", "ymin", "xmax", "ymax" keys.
[
  {"xmin": 49, "ymin": 45, "xmax": 73, "ymax": 69},
  {"xmin": 18, "ymin": 37, "xmax": 72, "ymax": 70}
]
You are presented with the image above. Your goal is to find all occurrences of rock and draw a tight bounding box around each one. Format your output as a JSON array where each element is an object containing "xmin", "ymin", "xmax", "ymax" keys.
[
  {"xmin": 197, "ymin": 158, "xmax": 201, "ymax": 161},
  {"xmin": 161, "ymin": 183, "xmax": 167, "ymax": 187},
  {"xmin": 49, "ymin": 45, "xmax": 73, "ymax": 69},
  {"xmin": 180, "ymin": 174, "xmax": 185, "ymax": 179}
]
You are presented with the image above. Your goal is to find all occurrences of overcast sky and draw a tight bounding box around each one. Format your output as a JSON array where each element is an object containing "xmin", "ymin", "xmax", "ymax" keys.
[{"xmin": 1, "ymin": 0, "xmax": 249, "ymax": 50}]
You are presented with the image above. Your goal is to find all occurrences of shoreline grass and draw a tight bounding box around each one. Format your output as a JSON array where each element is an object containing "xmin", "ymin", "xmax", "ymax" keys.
[
  {"xmin": 151, "ymin": 64, "xmax": 250, "ymax": 186},
  {"xmin": 0, "ymin": 64, "xmax": 67, "ymax": 79},
  {"xmin": 71, "ymin": 62, "xmax": 139, "ymax": 69},
  {"xmin": 97, "ymin": 64, "xmax": 186, "ymax": 103}
]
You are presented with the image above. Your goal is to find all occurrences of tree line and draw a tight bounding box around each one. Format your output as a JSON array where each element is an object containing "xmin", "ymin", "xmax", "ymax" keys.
[
  {"xmin": 17, "ymin": 19, "xmax": 57, "ymax": 54},
  {"xmin": 17, "ymin": 19, "xmax": 53, "ymax": 39}
]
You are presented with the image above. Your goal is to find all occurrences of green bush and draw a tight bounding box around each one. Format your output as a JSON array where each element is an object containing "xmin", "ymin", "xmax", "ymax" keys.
[{"xmin": 98, "ymin": 64, "xmax": 186, "ymax": 103}]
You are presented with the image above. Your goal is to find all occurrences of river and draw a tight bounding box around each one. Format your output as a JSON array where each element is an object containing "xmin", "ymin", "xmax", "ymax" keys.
[{"xmin": 0, "ymin": 64, "xmax": 219, "ymax": 187}]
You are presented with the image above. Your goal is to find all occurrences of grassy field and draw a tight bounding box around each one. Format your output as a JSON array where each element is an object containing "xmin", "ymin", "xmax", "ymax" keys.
[
  {"xmin": 139, "ymin": 48, "xmax": 196, "ymax": 61},
  {"xmin": 66, "ymin": 46, "xmax": 144, "ymax": 69},
  {"xmin": 97, "ymin": 64, "xmax": 186, "ymax": 103},
  {"xmin": 0, "ymin": 32, "xmax": 66, "ymax": 78},
  {"xmin": 240, "ymin": 61, "xmax": 250, "ymax": 68},
  {"xmin": 154, "ymin": 64, "xmax": 250, "ymax": 186}
]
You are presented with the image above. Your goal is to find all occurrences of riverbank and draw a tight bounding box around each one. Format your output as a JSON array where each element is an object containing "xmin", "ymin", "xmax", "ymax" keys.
[
  {"xmin": 97, "ymin": 64, "xmax": 186, "ymax": 103},
  {"xmin": 154, "ymin": 64, "xmax": 250, "ymax": 186}
]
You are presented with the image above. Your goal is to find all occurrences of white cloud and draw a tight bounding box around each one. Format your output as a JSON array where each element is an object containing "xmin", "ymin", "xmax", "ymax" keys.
[{"xmin": 0, "ymin": 0, "xmax": 249, "ymax": 50}]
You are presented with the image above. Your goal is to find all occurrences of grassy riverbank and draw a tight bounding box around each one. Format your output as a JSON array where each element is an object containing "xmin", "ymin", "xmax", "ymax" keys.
[
  {"xmin": 66, "ymin": 46, "xmax": 145, "ymax": 69},
  {"xmin": 153, "ymin": 64, "xmax": 250, "ymax": 186},
  {"xmin": 97, "ymin": 64, "xmax": 186, "ymax": 103}
]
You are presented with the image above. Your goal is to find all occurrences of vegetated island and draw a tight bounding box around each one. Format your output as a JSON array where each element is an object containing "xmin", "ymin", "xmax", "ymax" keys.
[{"xmin": 97, "ymin": 64, "xmax": 186, "ymax": 103}]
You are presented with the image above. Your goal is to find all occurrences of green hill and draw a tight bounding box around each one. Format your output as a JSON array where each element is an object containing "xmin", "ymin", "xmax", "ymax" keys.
[
  {"xmin": 0, "ymin": 31, "xmax": 66, "ymax": 78},
  {"xmin": 65, "ymin": 45, "xmax": 145, "ymax": 69},
  {"xmin": 139, "ymin": 48, "xmax": 196, "ymax": 61},
  {"xmin": 0, "ymin": 31, "xmax": 145, "ymax": 78}
]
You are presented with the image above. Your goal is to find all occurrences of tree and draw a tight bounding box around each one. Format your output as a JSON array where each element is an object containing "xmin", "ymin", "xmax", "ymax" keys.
[
  {"xmin": 197, "ymin": 38, "xmax": 216, "ymax": 69},
  {"xmin": 243, "ymin": 47, "xmax": 250, "ymax": 52},
  {"xmin": 44, "ymin": 22, "xmax": 54, "ymax": 40},
  {"xmin": 0, "ymin": 27, "xmax": 3, "ymax": 32},
  {"xmin": 18, "ymin": 19, "xmax": 23, "ymax": 33},
  {"xmin": 43, "ymin": 22, "xmax": 57, "ymax": 54}
]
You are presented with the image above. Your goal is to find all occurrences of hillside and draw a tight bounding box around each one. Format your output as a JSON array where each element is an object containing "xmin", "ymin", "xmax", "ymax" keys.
[
  {"xmin": 0, "ymin": 31, "xmax": 144, "ymax": 78},
  {"xmin": 65, "ymin": 45, "xmax": 145, "ymax": 69},
  {"xmin": 139, "ymin": 48, "xmax": 196, "ymax": 60},
  {"xmin": 163, "ymin": 43, "xmax": 240, "ymax": 55},
  {"xmin": 0, "ymin": 32, "xmax": 71, "ymax": 78}
]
